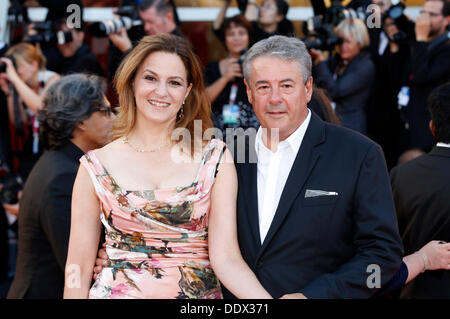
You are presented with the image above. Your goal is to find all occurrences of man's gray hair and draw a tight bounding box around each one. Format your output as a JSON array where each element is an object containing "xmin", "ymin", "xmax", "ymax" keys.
[{"xmin": 243, "ymin": 35, "xmax": 312, "ymax": 84}]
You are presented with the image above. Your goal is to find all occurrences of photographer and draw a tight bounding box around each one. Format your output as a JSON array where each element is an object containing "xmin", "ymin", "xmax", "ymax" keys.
[
  {"xmin": 214, "ymin": 0, "xmax": 294, "ymax": 44},
  {"xmin": 0, "ymin": 43, "xmax": 59, "ymax": 180},
  {"xmin": 405, "ymin": 0, "xmax": 450, "ymax": 152},
  {"xmin": 311, "ymin": 18, "xmax": 375, "ymax": 135},
  {"xmin": 205, "ymin": 14, "xmax": 259, "ymax": 136},
  {"xmin": 42, "ymin": 19, "xmax": 104, "ymax": 77},
  {"xmin": 367, "ymin": 14, "xmax": 412, "ymax": 169},
  {"xmin": 106, "ymin": 0, "xmax": 182, "ymax": 82}
]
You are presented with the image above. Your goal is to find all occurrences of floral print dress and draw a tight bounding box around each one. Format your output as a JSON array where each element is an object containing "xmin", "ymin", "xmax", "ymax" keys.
[{"xmin": 79, "ymin": 139, "xmax": 226, "ymax": 299}]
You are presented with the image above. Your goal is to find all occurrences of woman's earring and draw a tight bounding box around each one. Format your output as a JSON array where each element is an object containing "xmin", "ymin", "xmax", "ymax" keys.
[{"xmin": 178, "ymin": 102, "xmax": 184, "ymax": 120}]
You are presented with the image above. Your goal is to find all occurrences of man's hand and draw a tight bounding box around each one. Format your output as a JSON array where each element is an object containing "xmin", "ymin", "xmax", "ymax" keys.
[
  {"xmin": 415, "ymin": 12, "xmax": 431, "ymax": 42},
  {"xmin": 93, "ymin": 244, "xmax": 108, "ymax": 280},
  {"xmin": 108, "ymin": 27, "xmax": 132, "ymax": 53},
  {"xmin": 280, "ymin": 293, "xmax": 307, "ymax": 299}
]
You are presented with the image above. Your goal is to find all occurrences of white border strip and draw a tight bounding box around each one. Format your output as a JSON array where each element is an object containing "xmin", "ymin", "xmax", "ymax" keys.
[{"xmin": 26, "ymin": 6, "xmax": 422, "ymax": 23}]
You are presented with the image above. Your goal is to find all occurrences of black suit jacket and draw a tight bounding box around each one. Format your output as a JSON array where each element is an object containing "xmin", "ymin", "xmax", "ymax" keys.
[
  {"xmin": 390, "ymin": 146, "xmax": 450, "ymax": 298},
  {"xmin": 7, "ymin": 142, "xmax": 84, "ymax": 299},
  {"xmin": 232, "ymin": 113, "xmax": 403, "ymax": 298}
]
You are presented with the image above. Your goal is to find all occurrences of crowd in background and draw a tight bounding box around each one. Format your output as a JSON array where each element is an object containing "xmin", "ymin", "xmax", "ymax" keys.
[{"xmin": 1, "ymin": 0, "xmax": 449, "ymax": 299}]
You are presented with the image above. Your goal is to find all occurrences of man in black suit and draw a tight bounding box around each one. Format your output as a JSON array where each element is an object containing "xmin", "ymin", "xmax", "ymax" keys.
[
  {"xmin": 7, "ymin": 74, "xmax": 114, "ymax": 299},
  {"xmin": 390, "ymin": 81, "xmax": 450, "ymax": 298},
  {"xmin": 405, "ymin": 0, "xmax": 450, "ymax": 151},
  {"xmin": 232, "ymin": 35, "xmax": 403, "ymax": 298}
]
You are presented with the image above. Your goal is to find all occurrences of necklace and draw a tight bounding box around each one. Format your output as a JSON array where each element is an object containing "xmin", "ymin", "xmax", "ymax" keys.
[{"xmin": 123, "ymin": 136, "xmax": 172, "ymax": 153}]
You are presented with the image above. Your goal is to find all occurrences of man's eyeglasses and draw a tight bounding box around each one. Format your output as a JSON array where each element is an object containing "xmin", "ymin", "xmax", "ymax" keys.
[
  {"xmin": 420, "ymin": 10, "xmax": 443, "ymax": 17},
  {"xmin": 92, "ymin": 106, "xmax": 117, "ymax": 117}
]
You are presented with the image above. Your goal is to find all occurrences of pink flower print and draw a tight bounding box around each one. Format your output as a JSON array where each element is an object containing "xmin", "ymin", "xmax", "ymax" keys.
[{"xmin": 109, "ymin": 283, "xmax": 130, "ymax": 298}]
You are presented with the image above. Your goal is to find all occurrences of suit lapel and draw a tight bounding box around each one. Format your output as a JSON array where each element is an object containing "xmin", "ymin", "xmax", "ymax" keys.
[
  {"xmin": 240, "ymin": 137, "xmax": 262, "ymax": 249},
  {"xmin": 257, "ymin": 114, "xmax": 326, "ymax": 256}
]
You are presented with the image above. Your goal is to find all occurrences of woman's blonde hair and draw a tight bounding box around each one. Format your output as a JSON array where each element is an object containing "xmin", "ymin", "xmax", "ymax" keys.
[
  {"xmin": 6, "ymin": 42, "xmax": 47, "ymax": 69},
  {"xmin": 336, "ymin": 18, "xmax": 370, "ymax": 49},
  {"xmin": 113, "ymin": 34, "xmax": 213, "ymax": 156}
]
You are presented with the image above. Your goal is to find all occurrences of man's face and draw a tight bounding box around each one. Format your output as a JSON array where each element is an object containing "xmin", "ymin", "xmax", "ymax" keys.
[
  {"xmin": 422, "ymin": 1, "xmax": 449, "ymax": 38},
  {"xmin": 82, "ymin": 96, "xmax": 114, "ymax": 149},
  {"xmin": 139, "ymin": 6, "xmax": 170, "ymax": 35},
  {"xmin": 259, "ymin": 0, "xmax": 283, "ymax": 26},
  {"xmin": 245, "ymin": 56, "xmax": 313, "ymax": 141}
]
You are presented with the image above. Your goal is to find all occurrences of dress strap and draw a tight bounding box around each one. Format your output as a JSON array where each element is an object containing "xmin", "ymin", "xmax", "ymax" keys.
[{"xmin": 193, "ymin": 139, "xmax": 227, "ymax": 192}]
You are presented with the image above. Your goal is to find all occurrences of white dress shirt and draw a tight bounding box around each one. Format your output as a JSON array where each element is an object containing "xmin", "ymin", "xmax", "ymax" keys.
[
  {"xmin": 255, "ymin": 110, "xmax": 311, "ymax": 243},
  {"xmin": 437, "ymin": 142, "xmax": 450, "ymax": 148}
]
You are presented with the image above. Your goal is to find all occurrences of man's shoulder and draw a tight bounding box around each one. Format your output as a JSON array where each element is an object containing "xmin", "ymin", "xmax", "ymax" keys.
[{"xmin": 322, "ymin": 121, "xmax": 378, "ymax": 152}]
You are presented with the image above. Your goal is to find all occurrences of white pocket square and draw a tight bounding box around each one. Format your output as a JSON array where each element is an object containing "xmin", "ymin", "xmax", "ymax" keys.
[{"xmin": 305, "ymin": 189, "xmax": 339, "ymax": 198}]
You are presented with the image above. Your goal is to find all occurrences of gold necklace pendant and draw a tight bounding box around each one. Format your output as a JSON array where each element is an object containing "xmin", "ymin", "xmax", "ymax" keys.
[{"xmin": 123, "ymin": 137, "xmax": 171, "ymax": 153}]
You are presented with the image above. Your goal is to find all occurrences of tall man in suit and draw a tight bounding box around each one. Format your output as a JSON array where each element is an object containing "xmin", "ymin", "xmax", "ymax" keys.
[
  {"xmin": 390, "ymin": 81, "xmax": 450, "ymax": 298},
  {"xmin": 233, "ymin": 35, "xmax": 403, "ymax": 298},
  {"xmin": 7, "ymin": 74, "xmax": 114, "ymax": 299}
]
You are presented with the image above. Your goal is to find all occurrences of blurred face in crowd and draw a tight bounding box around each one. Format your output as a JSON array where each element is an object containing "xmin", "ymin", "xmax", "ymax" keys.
[
  {"xmin": 225, "ymin": 23, "xmax": 249, "ymax": 57},
  {"xmin": 372, "ymin": 0, "xmax": 391, "ymax": 15},
  {"xmin": 336, "ymin": 33, "xmax": 361, "ymax": 62},
  {"xmin": 57, "ymin": 24, "xmax": 84, "ymax": 58},
  {"xmin": 139, "ymin": 6, "xmax": 172, "ymax": 35},
  {"xmin": 383, "ymin": 17, "xmax": 399, "ymax": 40},
  {"xmin": 245, "ymin": 56, "xmax": 313, "ymax": 142},
  {"xmin": 259, "ymin": 0, "xmax": 283, "ymax": 26},
  {"xmin": 15, "ymin": 56, "xmax": 38, "ymax": 85},
  {"xmin": 81, "ymin": 96, "xmax": 115, "ymax": 149},
  {"xmin": 421, "ymin": 1, "xmax": 449, "ymax": 38},
  {"xmin": 133, "ymin": 51, "xmax": 192, "ymax": 127}
]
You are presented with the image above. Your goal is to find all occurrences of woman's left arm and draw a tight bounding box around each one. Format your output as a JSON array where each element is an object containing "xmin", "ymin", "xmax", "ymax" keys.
[{"xmin": 209, "ymin": 147, "xmax": 272, "ymax": 299}]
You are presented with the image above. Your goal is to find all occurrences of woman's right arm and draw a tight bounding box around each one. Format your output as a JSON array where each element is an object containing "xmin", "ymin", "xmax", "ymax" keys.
[
  {"xmin": 64, "ymin": 164, "xmax": 102, "ymax": 299},
  {"xmin": 245, "ymin": 0, "xmax": 259, "ymax": 22},
  {"xmin": 213, "ymin": 0, "xmax": 231, "ymax": 31}
]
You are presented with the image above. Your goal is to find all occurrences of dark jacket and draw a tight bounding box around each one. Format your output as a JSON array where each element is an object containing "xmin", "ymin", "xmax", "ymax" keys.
[
  {"xmin": 314, "ymin": 52, "xmax": 376, "ymax": 135},
  {"xmin": 7, "ymin": 142, "xmax": 84, "ymax": 299},
  {"xmin": 231, "ymin": 113, "xmax": 403, "ymax": 298},
  {"xmin": 405, "ymin": 34, "xmax": 450, "ymax": 151},
  {"xmin": 45, "ymin": 44, "xmax": 104, "ymax": 77},
  {"xmin": 390, "ymin": 146, "xmax": 450, "ymax": 298}
]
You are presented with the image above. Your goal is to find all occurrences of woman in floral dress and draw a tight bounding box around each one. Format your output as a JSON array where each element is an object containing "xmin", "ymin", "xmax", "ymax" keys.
[{"xmin": 63, "ymin": 34, "xmax": 271, "ymax": 299}]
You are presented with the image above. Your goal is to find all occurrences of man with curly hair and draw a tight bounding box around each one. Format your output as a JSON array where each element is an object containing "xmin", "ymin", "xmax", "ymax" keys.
[{"xmin": 7, "ymin": 74, "xmax": 114, "ymax": 299}]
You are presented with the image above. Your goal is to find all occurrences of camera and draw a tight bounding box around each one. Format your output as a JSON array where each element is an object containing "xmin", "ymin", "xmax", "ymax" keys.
[
  {"xmin": 25, "ymin": 21, "xmax": 73, "ymax": 46},
  {"xmin": 382, "ymin": 1, "xmax": 415, "ymax": 45},
  {"xmin": 0, "ymin": 55, "xmax": 16, "ymax": 73},
  {"xmin": 0, "ymin": 160, "xmax": 23, "ymax": 205},
  {"xmin": 302, "ymin": 0, "xmax": 364, "ymax": 51},
  {"xmin": 88, "ymin": 6, "xmax": 142, "ymax": 38}
]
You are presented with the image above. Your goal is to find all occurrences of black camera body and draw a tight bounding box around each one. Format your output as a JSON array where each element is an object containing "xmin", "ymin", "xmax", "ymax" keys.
[
  {"xmin": 302, "ymin": 0, "xmax": 365, "ymax": 51},
  {"xmin": 25, "ymin": 21, "xmax": 73, "ymax": 46},
  {"xmin": 0, "ymin": 160, "xmax": 23, "ymax": 205},
  {"xmin": 0, "ymin": 55, "xmax": 16, "ymax": 74}
]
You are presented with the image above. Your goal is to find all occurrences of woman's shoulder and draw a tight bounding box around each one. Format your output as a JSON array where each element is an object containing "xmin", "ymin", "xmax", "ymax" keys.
[{"xmin": 91, "ymin": 138, "xmax": 126, "ymax": 159}]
